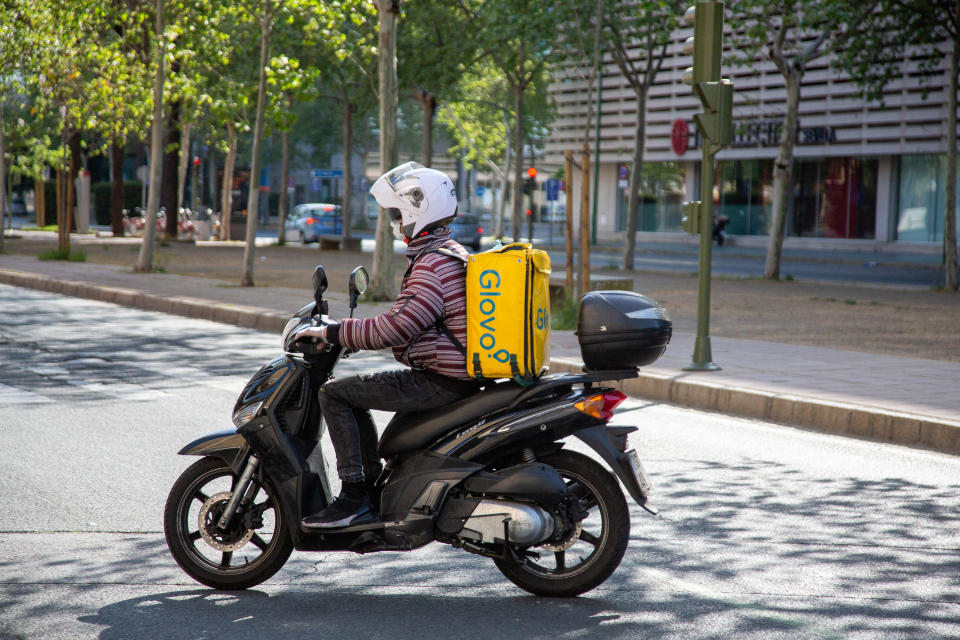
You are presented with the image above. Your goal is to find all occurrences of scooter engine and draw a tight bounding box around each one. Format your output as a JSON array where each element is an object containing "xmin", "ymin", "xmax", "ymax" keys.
[
  {"xmin": 435, "ymin": 462, "xmax": 573, "ymax": 547},
  {"xmin": 454, "ymin": 498, "xmax": 556, "ymax": 545}
]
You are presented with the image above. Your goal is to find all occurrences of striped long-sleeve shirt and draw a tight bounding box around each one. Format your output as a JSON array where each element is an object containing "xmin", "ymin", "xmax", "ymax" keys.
[{"xmin": 336, "ymin": 230, "xmax": 471, "ymax": 380}]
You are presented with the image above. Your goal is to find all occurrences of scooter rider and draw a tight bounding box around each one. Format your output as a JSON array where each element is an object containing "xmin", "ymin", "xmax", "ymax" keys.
[{"xmin": 295, "ymin": 162, "xmax": 479, "ymax": 529}]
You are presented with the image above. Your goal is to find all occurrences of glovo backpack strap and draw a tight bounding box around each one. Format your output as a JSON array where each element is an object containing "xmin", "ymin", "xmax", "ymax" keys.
[
  {"xmin": 473, "ymin": 352, "xmax": 530, "ymax": 386},
  {"xmin": 472, "ymin": 353, "xmax": 484, "ymax": 378},
  {"xmin": 437, "ymin": 321, "xmax": 466, "ymax": 356},
  {"xmin": 509, "ymin": 354, "xmax": 533, "ymax": 387},
  {"xmin": 406, "ymin": 244, "xmax": 468, "ymax": 356}
]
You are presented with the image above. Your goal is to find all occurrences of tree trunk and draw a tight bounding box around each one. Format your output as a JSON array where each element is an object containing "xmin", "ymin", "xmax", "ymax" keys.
[
  {"xmin": 208, "ymin": 147, "xmax": 217, "ymax": 205},
  {"xmin": 219, "ymin": 125, "xmax": 237, "ymax": 241},
  {"xmin": 944, "ymin": 37, "xmax": 958, "ymax": 291},
  {"xmin": 277, "ymin": 128, "xmax": 290, "ymax": 245},
  {"xmin": 564, "ymin": 149, "xmax": 574, "ymax": 296},
  {"xmin": 67, "ymin": 131, "xmax": 81, "ymax": 235},
  {"xmin": 623, "ymin": 89, "xmax": 647, "ymax": 271},
  {"xmin": 111, "ymin": 138, "xmax": 125, "ymax": 236},
  {"xmin": 136, "ymin": 0, "xmax": 166, "ymax": 273},
  {"xmin": 578, "ymin": 148, "xmax": 591, "ymax": 300},
  {"xmin": 512, "ymin": 81, "xmax": 524, "ymax": 242},
  {"xmin": 0, "ymin": 102, "xmax": 5, "ymax": 253},
  {"xmin": 370, "ymin": 0, "xmax": 400, "ymax": 301},
  {"xmin": 56, "ymin": 166, "xmax": 64, "ymax": 252},
  {"xmin": 241, "ymin": 0, "xmax": 272, "ymax": 287},
  {"xmin": 36, "ymin": 174, "xmax": 45, "ymax": 228},
  {"xmin": 494, "ymin": 163, "xmax": 508, "ymax": 238},
  {"xmin": 342, "ymin": 102, "xmax": 353, "ymax": 239},
  {"xmin": 764, "ymin": 69, "xmax": 801, "ymax": 280},
  {"xmin": 495, "ymin": 107, "xmax": 512, "ymax": 239},
  {"xmin": 177, "ymin": 120, "xmax": 191, "ymax": 212},
  {"xmin": 162, "ymin": 99, "xmax": 181, "ymax": 238},
  {"xmin": 415, "ymin": 88, "xmax": 435, "ymax": 167}
]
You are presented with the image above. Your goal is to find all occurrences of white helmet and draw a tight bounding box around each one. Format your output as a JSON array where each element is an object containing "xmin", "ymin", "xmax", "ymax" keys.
[{"xmin": 370, "ymin": 161, "xmax": 458, "ymax": 241}]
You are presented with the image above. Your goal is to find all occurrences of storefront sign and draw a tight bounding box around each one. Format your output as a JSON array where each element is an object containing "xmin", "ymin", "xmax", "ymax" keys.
[
  {"xmin": 671, "ymin": 119, "xmax": 689, "ymax": 156},
  {"xmin": 732, "ymin": 119, "xmax": 837, "ymax": 147}
]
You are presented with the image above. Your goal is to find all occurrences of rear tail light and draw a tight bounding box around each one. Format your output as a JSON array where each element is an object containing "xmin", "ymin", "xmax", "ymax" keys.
[
  {"xmin": 477, "ymin": 227, "xmax": 483, "ymax": 234},
  {"xmin": 574, "ymin": 390, "xmax": 627, "ymax": 421},
  {"xmin": 305, "ymin": 217, "xmax": 316, "ymax": 224}
]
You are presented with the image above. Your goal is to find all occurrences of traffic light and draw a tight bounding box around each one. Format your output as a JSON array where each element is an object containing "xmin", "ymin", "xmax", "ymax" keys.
[
  {"xmin": 682, "ymin": 2, "xmax": 722, "ymax": 85},
  {"xmin": 681, "ymin": 201, "xmax": 702, "ymax": 234},
  {"xmin": 523, "ymin": 167, "xmax": 537, "ymax": 195},
  {"xmin": 694, "ymin": 81, "xmax": 733, "ymax": 147},
  {"xmin": 682, "ymin": 2, "xmax": 733, "ymax": 148}
]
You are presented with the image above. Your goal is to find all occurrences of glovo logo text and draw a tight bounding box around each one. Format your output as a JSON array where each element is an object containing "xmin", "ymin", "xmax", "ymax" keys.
[
  {"xmin": 478, "ymin": 269, "xmax": 511, "ymax": 363},
  {"xmin": 536, "ymin": 306, "xmax": 548, "ymax": 331}
]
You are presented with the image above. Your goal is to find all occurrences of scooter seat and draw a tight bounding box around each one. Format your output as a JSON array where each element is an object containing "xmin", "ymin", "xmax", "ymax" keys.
[{"xmin": 378, "ymin": 381, "xmax": 527, "ymax": 458}]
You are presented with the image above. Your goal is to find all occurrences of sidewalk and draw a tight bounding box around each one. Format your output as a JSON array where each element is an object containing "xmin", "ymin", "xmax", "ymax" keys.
[{"xmin": 2, "ymin": 249, "xmax": 958, "ymax": 456}]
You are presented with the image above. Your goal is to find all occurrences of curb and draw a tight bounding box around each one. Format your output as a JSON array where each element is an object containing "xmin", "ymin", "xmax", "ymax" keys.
[
  {"xmin": 0, "ymin": 268, "xmax": 290, "ymax": 333},
  {"xmin": 549, "ymin": 358, "xmax": 960, "ymax": 456},
  {"xmin": 2, "ymin": 266, "xmax": 958, "ymax": 456}
]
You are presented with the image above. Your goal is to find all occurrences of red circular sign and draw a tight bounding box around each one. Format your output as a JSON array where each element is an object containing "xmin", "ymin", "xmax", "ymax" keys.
[{"xmin": 671, "ymin": 118, "xmax": 689, "ymax": 156}]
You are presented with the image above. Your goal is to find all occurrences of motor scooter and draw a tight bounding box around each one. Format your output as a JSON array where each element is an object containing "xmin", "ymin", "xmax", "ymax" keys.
[
  {"xmin": 713, "ymin": 214, "xmax": 730, "ymax": 246},
  {"xmin": 164, "ymin": 266, "xmax": 658, "ymax": 597}
]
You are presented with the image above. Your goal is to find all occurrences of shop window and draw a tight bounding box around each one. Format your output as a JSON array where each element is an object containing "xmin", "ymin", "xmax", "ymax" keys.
[
  {"xmin": 791, "ymin": 157, "xmax": 877, "ymax": 239},
  {"xmin": 895, "ymin": 154, "xmax": 960, "ymax": 243},
  {"xmin": 617, "ymin": 162, "xmax": 685, "ymax": 232},
  {"xmin": 717, "ymin": 159, "xmax": 773, "ymax": 235}
]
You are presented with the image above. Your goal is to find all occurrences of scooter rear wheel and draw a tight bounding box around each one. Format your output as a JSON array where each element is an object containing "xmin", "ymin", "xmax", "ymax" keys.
[
  {"xmin": 493, "ymin": 450, "xmax": 630, "ymax": 597},
  {"xmin": 164, "ymin": 456, "xmax": 293, "ymax": 590}
]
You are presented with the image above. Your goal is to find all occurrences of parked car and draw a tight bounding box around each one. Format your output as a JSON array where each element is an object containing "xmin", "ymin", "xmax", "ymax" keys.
[
  {"xmin": 450, "ymin": 213, "xmax": 483, "ymax": 251},
  {"xmin": 286, "ymin": 203, "xmax": 343, "ymax": 244}
]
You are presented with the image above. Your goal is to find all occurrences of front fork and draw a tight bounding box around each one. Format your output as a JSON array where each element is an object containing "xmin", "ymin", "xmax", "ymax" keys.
[{"xmin": 216, "ymin": 455, "xmax": 261, "ymax": 531}]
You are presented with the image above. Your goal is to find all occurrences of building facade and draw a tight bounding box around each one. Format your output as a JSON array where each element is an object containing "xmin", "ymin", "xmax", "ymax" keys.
[{"xmin": 545, "ymin": 21, "xmax": 959, "ymax": 253}]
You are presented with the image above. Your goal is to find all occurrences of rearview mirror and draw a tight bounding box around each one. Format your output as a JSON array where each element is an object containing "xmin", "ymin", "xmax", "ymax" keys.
[
  {"xmin": 312, "ymin": 265, "xmax": 328, "ymax": 313},
  {"xmin": 348, "ymin": 266, "xmax": 369, "ymax": 314}
]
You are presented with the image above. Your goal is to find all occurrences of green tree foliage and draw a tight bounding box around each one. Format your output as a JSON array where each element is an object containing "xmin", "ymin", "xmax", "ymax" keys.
[
  {"xmin": 313, "ymin": 0, "xmax": 378, "ymax": 241},
  {"xmin": 592, "ymin": 0, "xmax": 685, "ymax": 270},
  {"xmin": 399, "ymin": 0, "xmax": 476, "ymax": 166},
  {"xmin": 438, "ymin": 60, "xmax": 552, "ymax": 237},
  {"xmin": 456, "ymin": 0, "xmax": 570, "ymax": 241},
  {"xmin": 727, "ymin": 0, "xmax": 882, "ymax": 280}
]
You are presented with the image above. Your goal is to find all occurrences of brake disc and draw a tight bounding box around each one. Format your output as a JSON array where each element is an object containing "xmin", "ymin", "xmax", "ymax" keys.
[
  {"xmin": 198, "ymin": 491, "xmax": 254, "ymax": 552},
  {"xmin": 540, "ymin": 521, "xmax": 582, "ymax": 552}
]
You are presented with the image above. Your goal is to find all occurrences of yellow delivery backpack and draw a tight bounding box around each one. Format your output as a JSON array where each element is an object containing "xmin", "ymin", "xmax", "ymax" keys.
[{"xmin": 466, "ymin": 242, "xmax": 551, "ymax": 383}]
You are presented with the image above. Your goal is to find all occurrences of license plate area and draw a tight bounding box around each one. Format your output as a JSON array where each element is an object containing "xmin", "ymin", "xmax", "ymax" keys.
[{"xmin": 626, "ymin": 449, "xmax": 652, "ymax": 495}]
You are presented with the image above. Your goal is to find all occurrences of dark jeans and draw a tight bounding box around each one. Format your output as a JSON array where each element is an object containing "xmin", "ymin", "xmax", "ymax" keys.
[{"xmin": 318, "ymin": 368, "xmax": 480, "ymax": 483}]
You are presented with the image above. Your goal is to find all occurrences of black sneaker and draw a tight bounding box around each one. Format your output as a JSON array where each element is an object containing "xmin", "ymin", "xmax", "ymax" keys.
[{"xmin": 302, "ymin": 482, "xmax": 377, "ymax": 529}]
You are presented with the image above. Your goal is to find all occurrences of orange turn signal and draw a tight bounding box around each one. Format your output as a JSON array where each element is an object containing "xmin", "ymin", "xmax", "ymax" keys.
[{"xmin": 574, "ymin": 391, "xmax": 627, "ymax": 421}]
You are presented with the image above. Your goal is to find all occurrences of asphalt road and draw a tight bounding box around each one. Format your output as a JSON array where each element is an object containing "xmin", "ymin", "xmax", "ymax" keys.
[{"xmin": 1, "ymin": 285, "xmax": 958, "ymax": 639}]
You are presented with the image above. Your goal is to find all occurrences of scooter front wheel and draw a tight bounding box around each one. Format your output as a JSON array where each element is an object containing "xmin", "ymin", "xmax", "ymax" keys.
[
  {"xmin": 164, "ymin": 456, "xmax": 293, "ymax": 590},
  {"xmin": 493, "ymin": 450, "xmax": 630, "ymax": 597}
]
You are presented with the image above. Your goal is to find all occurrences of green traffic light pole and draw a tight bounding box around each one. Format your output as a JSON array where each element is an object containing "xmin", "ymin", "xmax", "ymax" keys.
[
  {"xmin": 686, "ymin": 133, "xmax": 720, "ymax": 371},
  {"xmin": 681, "ymin": 0, "xmax": 728, "ymax": 372}
]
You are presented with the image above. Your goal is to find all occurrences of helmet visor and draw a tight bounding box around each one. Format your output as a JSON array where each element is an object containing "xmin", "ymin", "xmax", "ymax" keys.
[{"xmin": 382, "ymin": 161, "xmax": 425, "ymax": 189}]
